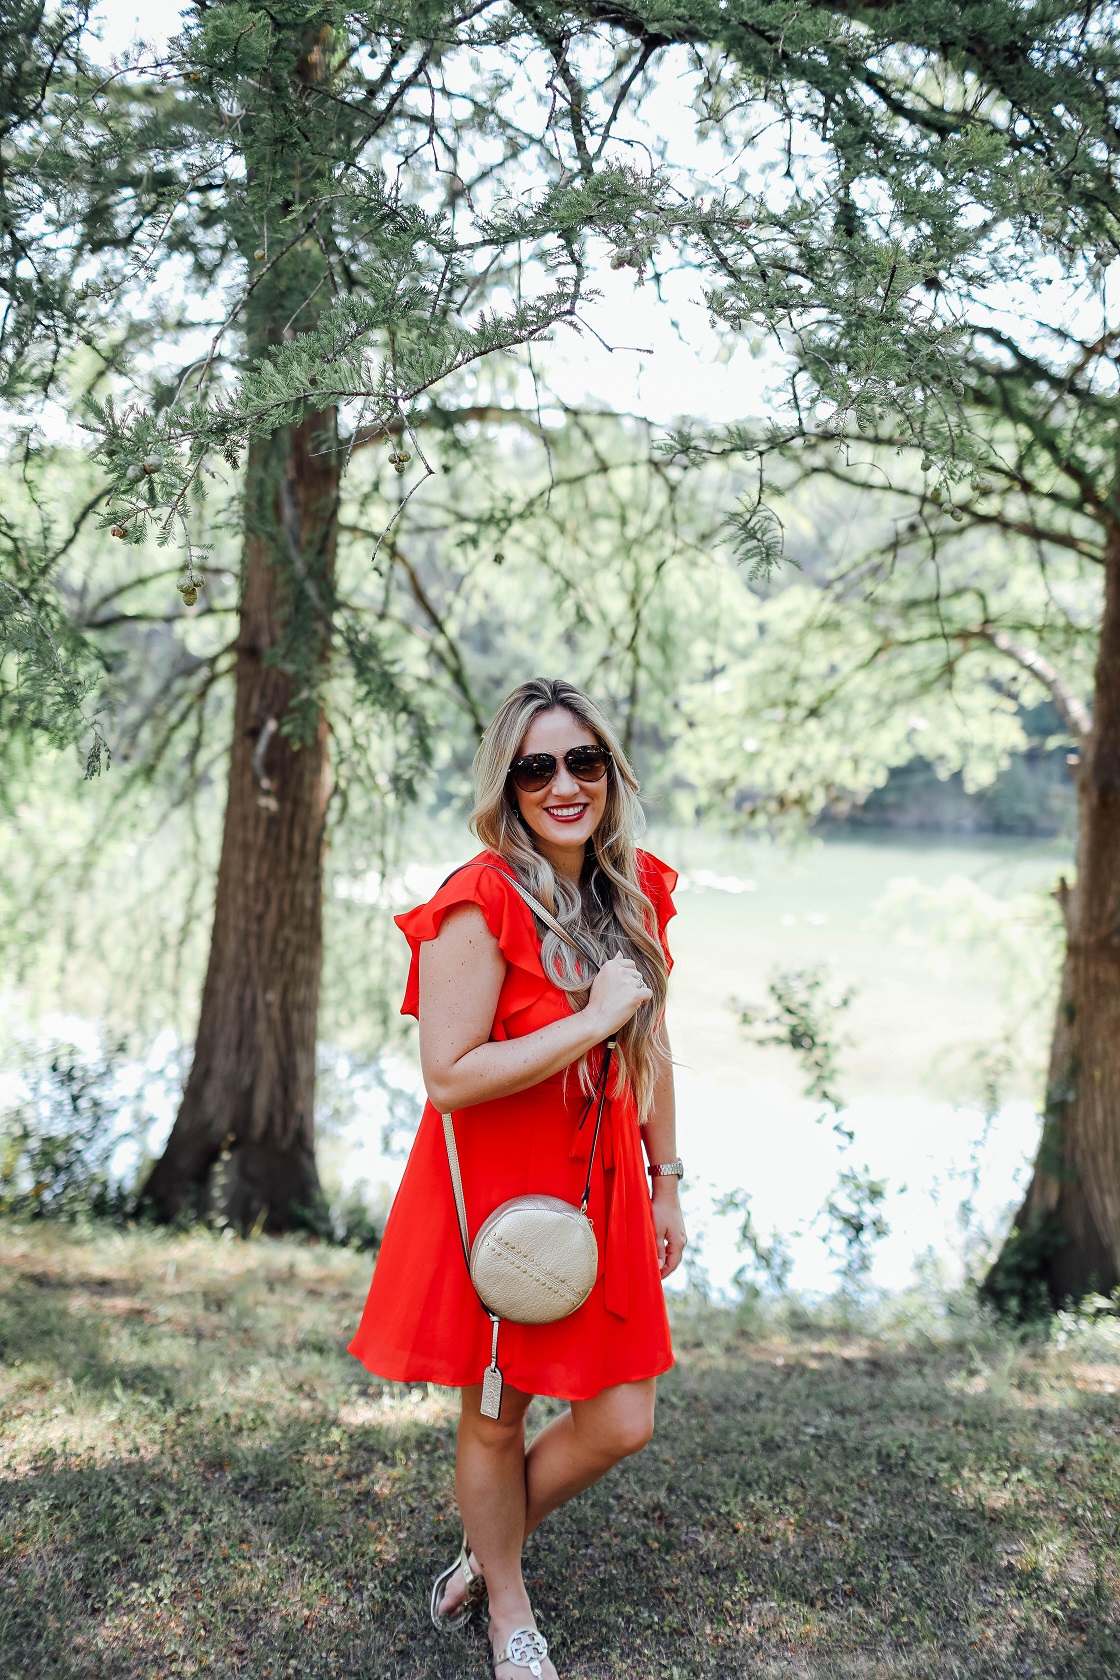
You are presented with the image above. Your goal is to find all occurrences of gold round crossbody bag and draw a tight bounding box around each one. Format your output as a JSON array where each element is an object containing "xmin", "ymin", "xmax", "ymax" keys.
[{"xmin": 440, "ymin": 865, "xmax": 614, "ymax": 1419}]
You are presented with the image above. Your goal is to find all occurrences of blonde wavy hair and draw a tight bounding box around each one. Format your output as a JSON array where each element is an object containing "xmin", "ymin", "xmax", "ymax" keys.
[{"xmin": 469, "ymin": 678, "xmax": 670, "ymax": 1123}]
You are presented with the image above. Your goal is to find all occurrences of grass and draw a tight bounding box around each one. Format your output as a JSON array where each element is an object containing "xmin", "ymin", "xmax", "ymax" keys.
[{"xmin": 2, "ymin": 1223, "xmax": 1119, "ymax": 1679}]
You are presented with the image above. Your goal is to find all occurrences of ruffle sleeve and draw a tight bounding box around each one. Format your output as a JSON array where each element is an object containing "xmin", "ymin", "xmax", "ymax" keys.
[
  {"xmin": 395, "ymin": 853, "xmax": 547, "ymax": 1021},
  {"xmin": 636, "ymin": 848, "xmax": 678, "ymax": 972}
]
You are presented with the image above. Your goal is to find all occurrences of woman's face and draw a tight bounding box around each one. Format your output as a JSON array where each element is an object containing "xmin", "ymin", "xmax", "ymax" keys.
[{"xmin": 511, "ymin": 707, "xmax": 609, "ymax": 864}]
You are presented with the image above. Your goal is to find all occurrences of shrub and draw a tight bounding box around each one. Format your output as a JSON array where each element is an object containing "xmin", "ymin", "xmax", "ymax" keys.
[{"xmin": 0, "ymin": 1043, "xmax": 136, "ymax": 1223}]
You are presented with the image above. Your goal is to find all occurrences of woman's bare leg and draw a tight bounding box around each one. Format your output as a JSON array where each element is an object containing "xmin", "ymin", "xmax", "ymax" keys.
[
  {"xmin": 439, "ymin": 1378, "xmax": 657, "ymax": 1638},
  {"xmin": 450, "ymin": 1382, "xmax": 559, "ymax": 1679},
  {"xmin": 523, "ymin": 1378, "xmax": 656, "ymax": 1535}
]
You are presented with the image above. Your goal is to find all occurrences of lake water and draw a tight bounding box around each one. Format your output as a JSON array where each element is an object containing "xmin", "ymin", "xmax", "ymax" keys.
[{"xmin": 325, "ymin": 829, "xmax": 1073, "ymax": 1298}]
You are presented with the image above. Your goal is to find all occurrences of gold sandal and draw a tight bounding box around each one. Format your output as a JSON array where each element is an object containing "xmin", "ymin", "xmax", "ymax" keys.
[
  {"xmin": 493, "ymin": 1625, "xmax": 549, "ymax": 1677},
  {"xmin": 429, "ymin": 1534, "xmax": 485, "ymax": 1631}
]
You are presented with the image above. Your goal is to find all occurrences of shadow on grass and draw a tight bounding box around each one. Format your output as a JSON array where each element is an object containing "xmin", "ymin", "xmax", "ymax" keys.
[
  {"xmin": 4, "ymin": 1335, "xmax": 1120, "ymax": 1678},
  {"xmin": 0, "ymin": 1279, "xmax": 183, "ymax": 1409},
  {"xmin": 1, "ymin": 1405, "xmax": 468, "ymax": 1680}
]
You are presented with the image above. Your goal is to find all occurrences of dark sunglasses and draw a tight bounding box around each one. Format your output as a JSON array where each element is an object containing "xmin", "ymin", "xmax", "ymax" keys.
[{"xmin": 508, "ymin": 745, "xmax": 612, "ymax": 793}]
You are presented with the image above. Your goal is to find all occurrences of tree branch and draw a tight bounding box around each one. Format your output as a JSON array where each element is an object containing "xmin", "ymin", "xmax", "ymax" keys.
[{"xmin": 964, "ymin": 625, "xmax": 1092, "ymax": 742}]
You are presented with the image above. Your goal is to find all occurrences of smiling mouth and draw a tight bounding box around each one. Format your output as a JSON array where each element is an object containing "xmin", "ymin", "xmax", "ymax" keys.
[{"xmin": 544, "ymin": 803, "xmax": 589, "ymax": 821}]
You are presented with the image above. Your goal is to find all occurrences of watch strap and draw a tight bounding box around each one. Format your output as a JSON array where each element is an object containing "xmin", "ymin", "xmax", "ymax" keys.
[{"xmin": 648, "ymin": 1159, "xmax": 684, "ymax": 1178}]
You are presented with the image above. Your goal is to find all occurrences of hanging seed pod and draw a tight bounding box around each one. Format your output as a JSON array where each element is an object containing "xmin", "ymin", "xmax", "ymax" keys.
[
  {"xmin": 126, "ymin": 464, "xmax": 145, "ymax": 483},
  {"xmin": 110, "ymin": 525, "xmax": 125, "ymax": 538},
  {"xmin": 181, "ymin": 586, "xmax": 198, "ymax": 606},
  {"xmin": 254, "ymin": 249, "xmax": 266, "ymax": 261},
  {"xmin": 920, "ymin": 457, "xmax": 934, "ymax": 473},
  {"xmin": 142, "ymin": 454, "xmax": 164, "ymax": 474},
  {"xmin": 971, "ymin": 476, "xmax": 993, "ymax": 495},
  {"xmin": 948, "ymin": 506, "xmax": 965, "ymax": 522},
  {"xmin": 929, "ymin": 486, "xmax": 943, "ymax": 504}
]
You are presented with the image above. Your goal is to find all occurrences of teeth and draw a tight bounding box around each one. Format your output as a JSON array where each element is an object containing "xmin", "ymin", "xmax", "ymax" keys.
[{"xmin": 547, "ymin": 805, "xmax": 585, "ymax": 818}]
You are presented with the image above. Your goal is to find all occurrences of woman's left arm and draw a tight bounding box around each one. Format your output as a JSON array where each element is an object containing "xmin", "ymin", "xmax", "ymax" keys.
[{"xmin": 643, "ymin": 1038, "xmax": 687, "ymax": 1280}]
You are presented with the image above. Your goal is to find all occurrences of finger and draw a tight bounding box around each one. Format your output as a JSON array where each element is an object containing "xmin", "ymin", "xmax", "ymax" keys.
[
  {"xmin": 656, "ymin": 1222, "xmax": 679, "ymax": 1273},
  {"xmin": 671, "ymin": 1224, "xmax": 687, "ymax": 1264}
]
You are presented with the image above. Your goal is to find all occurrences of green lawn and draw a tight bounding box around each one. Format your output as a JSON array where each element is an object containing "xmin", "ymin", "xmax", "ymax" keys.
[{"xmin": 2, "ymin": 1222, "xmax": 1118, "ymax": 1679}]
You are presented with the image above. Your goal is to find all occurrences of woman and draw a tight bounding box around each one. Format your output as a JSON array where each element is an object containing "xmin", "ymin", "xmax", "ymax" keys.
[{"xmin": 349, "ymin": 677, "xmax": 686, "ymax": 1680}]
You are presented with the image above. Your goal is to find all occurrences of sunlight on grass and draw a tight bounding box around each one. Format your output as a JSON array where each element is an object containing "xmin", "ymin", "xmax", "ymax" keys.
[{"xmin": 3, "ymin": 1222, "xmax": 1120, "ymax": 1678}]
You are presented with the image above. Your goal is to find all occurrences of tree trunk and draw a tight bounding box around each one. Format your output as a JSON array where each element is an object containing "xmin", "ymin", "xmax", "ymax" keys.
[
  {"xmin": 139, "ymin": 408, "xmax": 338, "ymax": 1232},
  {"xmin": 985, "ymin": 535, "xmax": 1120, "ymax": 1313}
]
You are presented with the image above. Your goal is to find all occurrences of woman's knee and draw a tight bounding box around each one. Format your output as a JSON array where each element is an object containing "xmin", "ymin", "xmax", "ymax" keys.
[
  {"xmin": 578, "ymin": 1392, "xmax": 656, "ymax": 1462},
  {"xmin": 459, "ymin": 1388, "xmax": 530, "ymax": 1452},
  {"xmin": 607, "ymin": 1406, "xmax": 655, "ymax": 1459}
]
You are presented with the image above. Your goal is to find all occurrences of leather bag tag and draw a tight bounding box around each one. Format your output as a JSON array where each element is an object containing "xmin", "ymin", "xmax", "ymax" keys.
[{"xmin": 480, "ymin": 1314, "xmax": 503, "ymax": 1419}]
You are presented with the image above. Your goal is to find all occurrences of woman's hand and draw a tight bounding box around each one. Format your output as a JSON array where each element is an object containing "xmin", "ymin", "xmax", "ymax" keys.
[
  {"xmin": 652, "ymin": 1182, "xmax": 687, "ymax": 1280},
  {"xmin": 586, "ymin": 953, "xmax": 653, "ymax": 1036}
]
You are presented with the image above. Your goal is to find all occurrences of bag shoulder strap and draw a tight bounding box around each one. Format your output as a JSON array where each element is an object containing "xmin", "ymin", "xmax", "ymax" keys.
[{"xmin": 442, "ymin": 1109, "xmax": 474, "ymax": 1274}]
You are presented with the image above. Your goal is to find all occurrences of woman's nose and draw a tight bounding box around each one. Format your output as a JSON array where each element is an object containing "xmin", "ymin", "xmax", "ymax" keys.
[{"xmin": 548, "ymin": 763, "xmax": 581, "ymax": 797}]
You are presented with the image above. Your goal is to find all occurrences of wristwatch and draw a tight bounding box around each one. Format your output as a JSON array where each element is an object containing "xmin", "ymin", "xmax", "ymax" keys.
[{"xmin": 647, "ymin": 1159, "xmax": 684, "ymax": 1180}]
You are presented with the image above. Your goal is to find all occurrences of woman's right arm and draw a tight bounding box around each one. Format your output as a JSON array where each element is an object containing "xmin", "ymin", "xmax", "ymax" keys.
[{"xmin": 417, "ymin": 902, "xmax": 650, "ymax": 1111}]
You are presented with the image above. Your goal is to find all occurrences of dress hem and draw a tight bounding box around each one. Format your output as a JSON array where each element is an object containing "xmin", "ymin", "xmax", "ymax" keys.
[{"xmin": 346, "ymin": 1339, "xmax": 674, "ymax": 1404}]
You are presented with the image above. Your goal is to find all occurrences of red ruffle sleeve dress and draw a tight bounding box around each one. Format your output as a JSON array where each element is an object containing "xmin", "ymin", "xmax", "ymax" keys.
[{"xmin": 347, "ymin": 848, "xmax": 677, "ymax": 1402}]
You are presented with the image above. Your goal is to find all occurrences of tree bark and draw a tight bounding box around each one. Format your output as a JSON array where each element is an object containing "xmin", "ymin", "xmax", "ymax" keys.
[
  {"xmin": 985, "ymin": 535, "xmax": 1120, "ymax": 1312},
  {"xmin": 139, "ymin": 409, "xmax": 338, "ymax": 1232},
  {"xmin": 136, "ymin": 20, "xmax": 345, "ymax": 1234}
]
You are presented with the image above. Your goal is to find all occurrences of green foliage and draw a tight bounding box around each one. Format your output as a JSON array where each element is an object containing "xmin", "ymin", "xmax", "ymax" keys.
[
  {"xmin": 822, "ymin": 1166, "xmax": 891, "ymax": 1293},
  {"xmin": 0, "ymin": 0, "xmax": 1114, "ymax": 851},
  {"xmin": 0, "ymin": 1032, "xmax": 391, "ymax": 1252},
  {"xmin": 739, "ymin": 963, "xmax": 856, "ymax": 1123},
  {"xmin": 736, "ymin": 962, "xmax": 897, "ymax": 1292},
  {"xmin": 671, "ymin": 452, "xmax": 1099, "ymax": 828},
  {"xmin": 0, "ymin": 1043, "xmax": 135, "ymax": 1223},
  {"xmin": 324, "ymin": 1183, "xmax": 386, "ymax": 1253},
  {"xmin": 711, "ymin": 1186, "xmax": 794, "ymax": 1299},
  {"xmin": 726, "ymin": 485, "xmax": 786, "ymax": 582},
  {"xmin": 0, "ymin": 483, "xmax": 108, "ymax": 766},
  {"xmin": 4, "ymin": 0, "xmax": 1119, "ymax": 666},
  {"xmin": 0, "ymin": 2, "xmax": 98, "ymax": 406},
  {"xmin": 981, "ymin": 1210, "xmax": 1069, "ymax": 1323}
]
